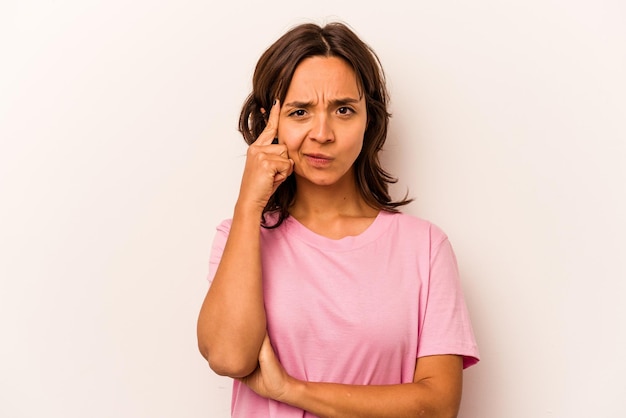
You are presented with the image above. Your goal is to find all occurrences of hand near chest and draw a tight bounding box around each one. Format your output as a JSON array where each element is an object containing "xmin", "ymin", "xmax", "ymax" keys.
[{"xmin": 237, "ymin": 334, "xmax": 294, "ymax": 403}]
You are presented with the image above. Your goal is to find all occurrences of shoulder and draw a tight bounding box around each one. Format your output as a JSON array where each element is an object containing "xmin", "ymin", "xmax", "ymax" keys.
[
  {"xmin": 382, "ymin": 211, "xmax": 449, "ymax": 245},
  {"xmin": 215, "ymin": 218, "xmax": 233, "ymax": 234},
  {"xmin": 213, "ymin": 213, "xmax": 285, "ymax": 237}
]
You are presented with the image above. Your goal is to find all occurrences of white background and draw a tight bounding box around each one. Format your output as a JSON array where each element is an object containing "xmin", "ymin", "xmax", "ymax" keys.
[{"xmin": 1, "ymin": 1, "xmax": 625, "ymax": 417}]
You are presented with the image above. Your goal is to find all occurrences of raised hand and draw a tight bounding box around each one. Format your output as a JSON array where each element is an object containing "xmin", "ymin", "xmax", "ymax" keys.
[{"xmin": 236, "ymin": 100, "xmax": 294, "ymax": 213}]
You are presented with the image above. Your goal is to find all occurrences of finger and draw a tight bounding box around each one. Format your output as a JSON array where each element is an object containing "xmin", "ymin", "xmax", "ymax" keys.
[
  {"xmin": 258, "ymin": 334, "xmax": 274, "ymax": 360},
  {"xmin": 273, "ymin": 158, "xmax": 295, "ymax": 184},
  {"xmin": 257, "ymin": 100, "xmax": 281, "ymax": 146}
]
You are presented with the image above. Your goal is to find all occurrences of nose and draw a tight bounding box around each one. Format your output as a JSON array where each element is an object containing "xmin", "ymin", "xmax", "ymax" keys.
[{"xmin": 309, "ymin": 114, "xmax": 334, "ymax": 143}]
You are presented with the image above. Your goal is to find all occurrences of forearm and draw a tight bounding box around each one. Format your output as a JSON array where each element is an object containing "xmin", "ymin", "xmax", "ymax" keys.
[
  {"xmin": 281, "ymin": 379, "xmax": 460, "ymax": 418},
  {"xmin": 197, "ymin": 204, "xmax": 267, "ymax": 377}
]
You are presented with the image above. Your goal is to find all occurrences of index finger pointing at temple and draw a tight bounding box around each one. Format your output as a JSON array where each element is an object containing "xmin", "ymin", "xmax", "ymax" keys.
[{"xmin": 259, "ymin": 99, "xmax": 281, "ymax": 145}]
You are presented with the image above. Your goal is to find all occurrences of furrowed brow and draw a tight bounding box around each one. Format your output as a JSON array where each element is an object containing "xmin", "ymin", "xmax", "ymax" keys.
[
  {"xmin": 284, "ymin": 97, "xmax": 361, "ymax": 109},
  {"xmin": 283, "ymin": 96, "xmax": 363, "ymax": 110},
  {"xmin": 329, "ymin": 97, "xmax": 362, "ymax": 107},
  {"xmin": 284, "ymin": 100, "xmax": 314, "ymax": 109}
]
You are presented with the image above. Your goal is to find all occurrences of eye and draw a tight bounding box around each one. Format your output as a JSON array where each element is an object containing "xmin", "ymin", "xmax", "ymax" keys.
[
  {"xmin": 288, "ymin": 109, "xmax": 307, "ymax": 117},
  {"xmin": 337, "ymin": 106, "xmax": 354, "ymax": 115}
]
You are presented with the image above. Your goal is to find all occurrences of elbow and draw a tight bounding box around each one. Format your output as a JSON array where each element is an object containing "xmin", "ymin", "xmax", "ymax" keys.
[
  {"xmin": 412, "ymin": 408, "xmax": 458, "ymax": 418},
  {"xmin": 437, "ymin": 393, "xmax": 461, "ymax": 418},
  {"xmin": 441, "ymin": 410, "xmax": 459, "ymax": 418},
  {"xmin": 435, "ymin": 408, "xmax": 459, "ymax": 418},
  {"xmin": 416, "ymin": 400, "xmax": 460, "ymax": 418},
  {"xmin": 436, "ymin": 404, "xmax": 461, "ymax": 418},
  {"xmin": 207, "ymin": 351, "xmax": 259, "ymax": 378},
  {"xmin": 198, "ymin": 340, "xmax": 258, "ymax": 378}
]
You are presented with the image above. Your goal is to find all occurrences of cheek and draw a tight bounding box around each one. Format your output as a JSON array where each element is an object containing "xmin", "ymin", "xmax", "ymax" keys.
[
  {"xmin": 282, "ymin": 139, "xmax": 302, "ymax": 161},
  {"xmin": 278, "ymin": 128, "xmax": 305, "ymax": 153},
  {"xmin": 346, "ymin": 127, "xmax": 366, "ymax": 155}
]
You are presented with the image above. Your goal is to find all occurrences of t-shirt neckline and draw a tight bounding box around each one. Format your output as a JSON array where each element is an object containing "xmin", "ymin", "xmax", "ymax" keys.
[{"xmin": 282, "ymin": 210, "xmax": 394, "ymax": 251}]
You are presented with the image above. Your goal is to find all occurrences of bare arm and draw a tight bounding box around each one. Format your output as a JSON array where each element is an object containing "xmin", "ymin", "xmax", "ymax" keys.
[
  {"xmin": 241, "ymin": 335, "xmax": 463, "ymax": 418},
  {"xmin": 196, "ymin": 101, "xmax": 293, "ymax": 377},
  {"xmin": 196, "ymin": 206, "xmax": 266, "ymax": 377},
  {"xmin": 287, "ymin": 355, "xmax": 463, "ymax": 418}
]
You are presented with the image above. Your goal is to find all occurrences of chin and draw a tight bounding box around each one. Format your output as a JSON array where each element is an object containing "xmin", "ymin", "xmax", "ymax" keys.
[
  {"xmin": 295, "ymin": 174, "xmax": 334, "ymax": 187},
  {"xmin": 295, "ymin": 169, "xmax": 353, "ymax": 188},
  {"xmin": 308, "ymin": 179, "xmax": 336, "ymax": 187}
]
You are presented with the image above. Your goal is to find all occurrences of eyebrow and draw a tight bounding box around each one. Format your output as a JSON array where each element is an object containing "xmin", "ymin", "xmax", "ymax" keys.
[{"xmin": 284, "ymin": 97, "xmax": 363, "ymax": 109}]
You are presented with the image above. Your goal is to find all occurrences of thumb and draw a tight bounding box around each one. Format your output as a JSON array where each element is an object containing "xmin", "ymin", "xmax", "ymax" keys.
[{"xmin": 258, "ymin": 334, "xmax": 274, "ymax": 362}]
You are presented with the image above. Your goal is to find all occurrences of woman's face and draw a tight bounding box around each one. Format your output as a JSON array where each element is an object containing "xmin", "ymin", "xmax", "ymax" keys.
[{"xmin": 278, "ymin": 56, "xmax": 367, "ymax": 188}]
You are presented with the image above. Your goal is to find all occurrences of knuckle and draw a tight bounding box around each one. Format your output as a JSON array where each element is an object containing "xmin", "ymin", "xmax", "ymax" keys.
[
  {"xmin": 259, "ymin": 158, "xmax": 272, "ymax": 170},
  {"xmin": 247, "ymin": 144, "xmax": 259, "ymax": 156}
]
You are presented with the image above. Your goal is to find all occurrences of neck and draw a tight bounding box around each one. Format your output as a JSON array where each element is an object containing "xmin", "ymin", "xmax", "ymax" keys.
[{"xmin": 290, "ymin": 175, "xmax": 376, "ymax": 220}]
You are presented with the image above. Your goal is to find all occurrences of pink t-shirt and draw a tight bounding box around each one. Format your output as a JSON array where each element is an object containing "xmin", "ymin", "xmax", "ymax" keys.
[{"xmin": 207, "ymin": 210, "xmax": 479, "ymax": 417}]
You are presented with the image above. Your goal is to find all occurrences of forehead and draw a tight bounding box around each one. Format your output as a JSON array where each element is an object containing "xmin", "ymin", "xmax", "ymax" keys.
[{"xmin": 285, "ymin": 56, "xmax": 362, "ymax": 99}]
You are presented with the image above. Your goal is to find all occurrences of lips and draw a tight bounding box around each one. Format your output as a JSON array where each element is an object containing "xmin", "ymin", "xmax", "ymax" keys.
[
  {"xmin": 303, "ymin": 153, "xmax": 333, "ymax": 167},
  {"xmin": 305, "ymin": 153, "xmax": 332, "ymax": 160}
]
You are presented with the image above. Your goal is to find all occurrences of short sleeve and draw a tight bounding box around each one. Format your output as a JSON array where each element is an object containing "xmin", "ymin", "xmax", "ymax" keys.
[
  {"xmin": 206, "ymin": 219, "xmax": 232, "ymax": 284},
  {"xmin": 417, "ymin": 234, "xmax": 480, "ymax": 369}
]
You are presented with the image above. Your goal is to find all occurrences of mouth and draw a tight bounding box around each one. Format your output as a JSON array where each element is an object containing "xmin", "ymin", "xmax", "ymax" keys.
[
  {"xmin": 303, "ymin": 153, "xmax": 333, "ymax": 167},
  {"xmin": 304, "ymin": 153, "xmax": 332, "ymax": 160}
]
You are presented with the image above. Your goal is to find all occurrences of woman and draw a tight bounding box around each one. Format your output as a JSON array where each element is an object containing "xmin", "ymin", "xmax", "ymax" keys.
[{"xmin": 197, "ymin": 21, "xmax": 479, "ymax": 417}]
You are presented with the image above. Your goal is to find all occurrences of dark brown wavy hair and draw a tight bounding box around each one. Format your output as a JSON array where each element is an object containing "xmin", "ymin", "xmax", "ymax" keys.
[{"xmin": 238, "ymin": 21, "xmax": 412, "ymax": 228}]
